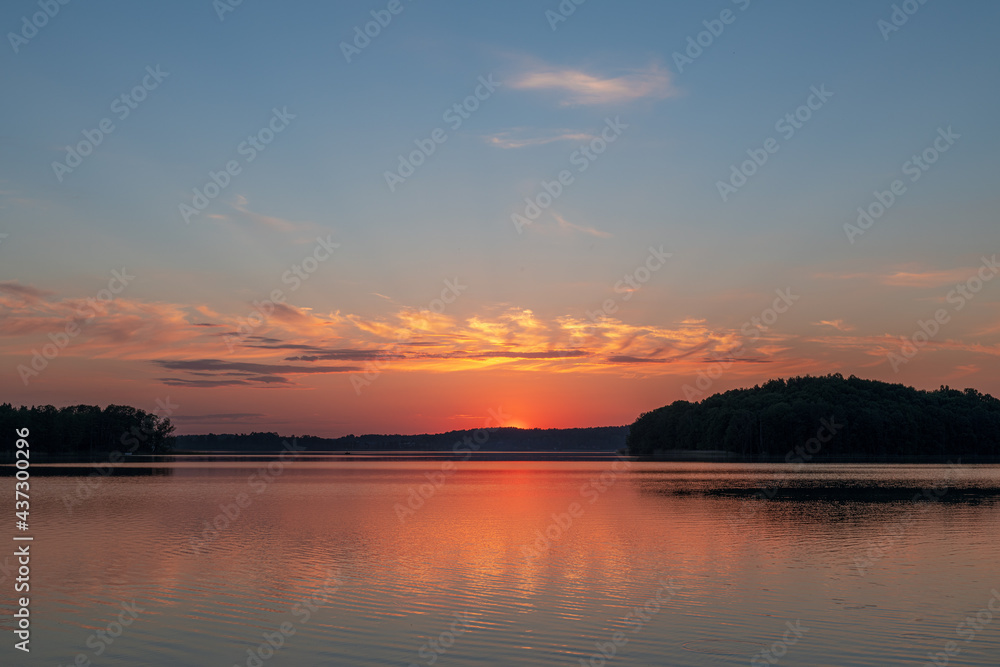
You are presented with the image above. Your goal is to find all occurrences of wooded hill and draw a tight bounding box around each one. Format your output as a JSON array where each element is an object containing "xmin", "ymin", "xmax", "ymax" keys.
[{"xmin": 626, "ymin": 374, "xmax": 1000, "ymax": 461}]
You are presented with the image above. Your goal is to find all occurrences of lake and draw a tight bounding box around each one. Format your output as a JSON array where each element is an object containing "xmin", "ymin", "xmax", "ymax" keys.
[{"xmin": 5, "ymin": 458, "xmax": 1000, "ymax": 666}]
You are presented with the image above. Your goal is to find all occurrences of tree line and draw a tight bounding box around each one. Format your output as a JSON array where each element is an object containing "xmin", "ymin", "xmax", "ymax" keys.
[
  {"xmin": 626, "ymin": 374, "xmax": 1000, "ymax": 460},
  {"xmin": 0, "ymin": 403, "xmax": 175, "ymax": 459}
]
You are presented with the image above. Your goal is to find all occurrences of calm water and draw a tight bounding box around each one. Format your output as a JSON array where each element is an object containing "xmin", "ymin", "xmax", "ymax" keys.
[{"xmin": 4, "ymin": 459, "xmax": 1000, "ymax": 666}]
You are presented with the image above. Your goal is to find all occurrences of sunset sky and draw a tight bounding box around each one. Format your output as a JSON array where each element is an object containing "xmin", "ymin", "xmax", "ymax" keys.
[{"xmin": 1, "ymin": 1, "xmax": 998, "ymax": 436}]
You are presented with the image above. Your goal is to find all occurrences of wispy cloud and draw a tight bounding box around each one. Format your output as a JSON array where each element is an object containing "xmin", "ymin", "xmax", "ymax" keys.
[
  {"xmin": 815, "ymin": 266, "xmax": 979, "ymax": 288},
  {"xmin": 509, "ymin": 61, "xmax": 676, "ymax": 106},
  {"xmin": 812, "ymin": 319, "xmax": 855, "ymax": 332},
  {"xmin": 10, "ymin": 281, "xmax": 996, "ymax": 391},
  {"xmin": 483, "ymin": 127, "xmax": 596, "ymax": 149},
  {"xmin": 224, "ymin": 195, "xmax": 316, "ymax": 234},
  {"xmin": 0, "ymin": 281, "xmax": 54, "ymax": 303},
  {"xmin": 879, "ymin": 268, "xmax": 975, "ymax": 288},
  {"xmin": 552, "ymin": 212, "xmax": 612, "ymax": 238}
]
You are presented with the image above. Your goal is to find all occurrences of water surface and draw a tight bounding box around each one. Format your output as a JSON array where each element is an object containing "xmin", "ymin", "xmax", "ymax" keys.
[{"xmin": 4, "ymin": 459, "xmax": 1000, "ymax": 666}]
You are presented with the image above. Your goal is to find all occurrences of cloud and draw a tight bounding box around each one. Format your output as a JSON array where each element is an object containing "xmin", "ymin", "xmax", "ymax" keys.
[
  {"xmin": 483, "ymin": 128, "xmax": 596, "ymax": 149},
  {"xmin": 551, "ymin": 212, "xmax": 612, "ymax": 238},
  {"xmin": 880, "ymin": 269, "xmax": 974, "ymax": 287},
  {"xmin": 812, "ymin": 319, "xmax": 855, "ymax": 332},
  {"xmin": 227, "ymin": 195, "xmax": 316, "ymax": 234},
  {"xmin": 159, "ymin": 377, "xmax": 291, "ymax": 388},
  {"xmin": 510, "ymin": 61, "xmax": 676, "ymax": 106},
  {"xmin": 0, "ymin": 281, "xmax": 54, "ymax": 303},
  {"xmin": 154, "ymin": 359, "xmax": 360, "ymax": 376},
  {"xmin": 815, "ymin": 266, "xmax": 978, "ymax": 288},
  {"xmin": 5, "ymin": 281, "xmax": 912, "ymax": 390}
]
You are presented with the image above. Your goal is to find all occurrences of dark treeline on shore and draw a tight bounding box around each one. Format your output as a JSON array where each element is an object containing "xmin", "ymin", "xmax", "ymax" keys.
[
  {"xmin": 0, "ymin": 403, "xmax": 175, "ymax": 459},
  {"xmin": 175, "ymin": 426, "xmax": 628, "ymax": 453},
  {"xmin": 627, "ymin": 374, "xmax": 1000, "ymax": 461},
  {"xmin": 7, "ymin": 375, "xmax": 1000, "ymax": 463}
]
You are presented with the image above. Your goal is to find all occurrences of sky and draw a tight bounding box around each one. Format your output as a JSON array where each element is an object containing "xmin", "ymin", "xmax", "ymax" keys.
[{"xmin": 1, "ymin": 0, "xmax": 998, "ymax": 436}]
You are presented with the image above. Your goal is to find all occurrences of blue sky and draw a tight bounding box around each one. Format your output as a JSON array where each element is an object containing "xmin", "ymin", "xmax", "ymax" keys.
[{"xmin": 2, "ymin": 0, "xmax": 998, "ymax": 435}]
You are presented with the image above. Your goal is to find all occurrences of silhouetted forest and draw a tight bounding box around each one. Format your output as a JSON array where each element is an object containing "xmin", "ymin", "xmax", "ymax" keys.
[
  {"xmin": 176, "ymin": 426, "xmax": 628, "ymax": 453},
  {"xmin": 627, "ymin": 374, "xmax": 1000, "ymax": 461},
  {"xmin": 0, "ymin": 403, "xmax": 175, "ymax": 459}
]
